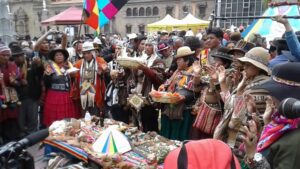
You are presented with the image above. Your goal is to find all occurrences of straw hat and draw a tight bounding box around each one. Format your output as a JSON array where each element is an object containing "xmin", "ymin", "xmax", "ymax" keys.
[
  {"xmin": 238, "ymin": 47, "xmax": 270, "ymax": 74},
  {"xmin": 82, "ymin": 42, "xmax": 95, "ymax": 52},
  {"xmin": 175, "ymin": 46, "xmax": 195, "ymax": 58}
]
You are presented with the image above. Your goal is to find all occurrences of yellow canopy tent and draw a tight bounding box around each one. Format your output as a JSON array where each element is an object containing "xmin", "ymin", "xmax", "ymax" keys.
[
  {"xmin": 178, "ymin": 13, "xmax": 209, "ymax": 33},
  {"xmin": 147, "ymin": 14, "xmax": 182, "ymax": 33}
]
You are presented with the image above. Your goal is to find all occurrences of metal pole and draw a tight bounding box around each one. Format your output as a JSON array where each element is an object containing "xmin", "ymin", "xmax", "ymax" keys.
[
  {"xmin": 216, "ymin": 0, "xmax": 221, "ymax": 27},
  {"xmin": 214, "ymin": 15, "xmax": 300, "ymax": 20}
]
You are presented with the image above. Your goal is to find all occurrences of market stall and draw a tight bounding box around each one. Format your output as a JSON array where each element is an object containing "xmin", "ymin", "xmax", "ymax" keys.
[
  {"xmin": 178, "ymin": 13, "xmax": 209, "ymax": 33},
  {"xmin": 44, "ymin": 116, "xmax": 181, "ymax": 168},
  {"xmin": 147, "ymin": 14, "xmax": 182, "ymax": 33},
  {"xmin": 41, "ymin": 6, "xmax": 82, "ymax": 25}
]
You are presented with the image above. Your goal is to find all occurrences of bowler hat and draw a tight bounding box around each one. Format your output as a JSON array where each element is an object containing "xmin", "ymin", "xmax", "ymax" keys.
[
  {"xmin": 10, "ymin": 45, "xmax": 24, "ymax": 56},
  {"xmin": 175, "ymin": 46, "xmax": 195, "ymax": 58},
  {"xmin": 211, "ymin": 47, "xmax": 233, "ymax": 61},
  {"xmin": 228, "ymin": 40, "xmax": 255, "ymax": 55},
  {"xmin": 253, "ymin": 62, "xmax": 300, "ymax": 102}
]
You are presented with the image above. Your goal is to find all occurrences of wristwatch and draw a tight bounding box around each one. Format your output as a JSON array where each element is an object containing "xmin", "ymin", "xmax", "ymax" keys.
[{"xmin": 245, "ymin": 153, "xmax": 263, "ymax": 168}]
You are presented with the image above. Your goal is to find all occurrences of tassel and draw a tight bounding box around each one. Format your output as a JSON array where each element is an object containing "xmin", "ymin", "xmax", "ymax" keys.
[
  {"xmin": 81, "ymin": 94, "xmax": 87, "ymax": 110},
  {"xmin": 88, "ymin": 92, "xmax": 95, "ymax": 107}
]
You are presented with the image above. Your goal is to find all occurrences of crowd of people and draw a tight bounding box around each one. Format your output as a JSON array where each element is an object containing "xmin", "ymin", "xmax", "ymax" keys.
[{"xmin": 0, "ymin": 14, "xmax": 300, "ymax": 169}]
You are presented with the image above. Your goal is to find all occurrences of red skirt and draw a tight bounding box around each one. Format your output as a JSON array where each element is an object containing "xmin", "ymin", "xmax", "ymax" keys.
[
  {"xmin": 43, "ymin": 90, "xmax": 80, "ymax": 127},
  {"xmin": 0, "ymin": 108, "xmax": 18, "ymax": 123}
]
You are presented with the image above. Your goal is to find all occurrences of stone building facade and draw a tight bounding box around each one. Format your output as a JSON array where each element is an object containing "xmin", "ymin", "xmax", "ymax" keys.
[{"xmin": 7, "ymin": 0, "xmax": 215, "ymax": 38}]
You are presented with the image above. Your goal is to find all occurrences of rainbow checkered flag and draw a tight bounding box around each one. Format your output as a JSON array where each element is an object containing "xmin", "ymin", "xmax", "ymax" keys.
[{"xmin": 83, "ymin": 0, "xmax": 128, "ymax": 33}]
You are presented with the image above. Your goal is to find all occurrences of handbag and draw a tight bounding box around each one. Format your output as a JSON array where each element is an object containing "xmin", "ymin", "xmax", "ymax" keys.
[{"xmin": 193, "ymin": 87, "xmax": 223, "ymax": 135}]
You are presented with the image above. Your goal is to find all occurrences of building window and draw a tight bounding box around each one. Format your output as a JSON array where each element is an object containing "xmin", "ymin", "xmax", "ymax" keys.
[
  {"xmin": 126, "ymin": 8, "xmax": 132, "ymax": 16},
  {"xmin": 139, "ymin": 24, "xmax": 145, "ymax": 34},
  {"xmin": 198, "ymin": 2, "xmax": 207, "ymax": 18},
  {"xmin": 183, "ymin": 5, "xmax": 189, "ymax": 14},
  {"xmin": 133, "ymin": 8, "xmax": 138, "ymax": 16},
  {"xmin": 139, "ymin": 7, "xmax": 145, "ymax": 16},
  {"xmin": 166, "ymin": 6, "xmax": 173, "ymax": 16},
  {"xmin": 146, "ymin": 7, "xmax": 151, "ymax": 16},
  {"xmin": 153, "ymin": 6, "xmax": 159, "ymax": 16},
  {"xmin": 126, "ymin": 25, "xmax": 132, "ymax": 34}
]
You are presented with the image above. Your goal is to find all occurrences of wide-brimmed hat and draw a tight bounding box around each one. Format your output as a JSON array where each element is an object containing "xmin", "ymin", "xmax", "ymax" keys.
[
  {"xmin": 164, "ymin": 139, "xmax": 241, "ymax": 169},
  {"xmin": 82, "ymin": 42, "xmax": 95, "ymax": 52},
  {"xmin": 211, "ymin": 47, "xmax": 233, "ymax": 61},
  {"xmin": 175, "ymin": 46, "xmax": 195, "ymax": 58},
  {"xmin": 238, "ymin": 47, "xmax": 270, "ymax": 74},
  {"xmin": 253, "ymin": 62, "xmax": 300, "ymax": 102},
  {"xmin": 157, "ymin": 41, "xmax": 170, "ymax": 52},
  {"xmin": 228, "ymin": 40, "xmax": 255, "ymax": 55},
  {"xmin": 48, "ymin": 48, "xmax": 69, "ymax": 61},
  {"xmin": 93, "ymin": 37, "xmax": 102, "ymax": 45},
  {"xmin": 10, "ymin": 44, "xmax": 24, "ymax": 56}
]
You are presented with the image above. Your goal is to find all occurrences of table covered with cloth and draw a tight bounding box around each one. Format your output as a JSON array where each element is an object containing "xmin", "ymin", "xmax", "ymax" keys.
[{"xmin": 43, "ymin": 117, "xmax": 181, "ymax": 169}]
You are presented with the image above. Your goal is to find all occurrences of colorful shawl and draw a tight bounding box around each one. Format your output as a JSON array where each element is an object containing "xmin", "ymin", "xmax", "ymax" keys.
[{"xmin": 257, "ymin": 112, "xmax": 300, "ymax": 152}]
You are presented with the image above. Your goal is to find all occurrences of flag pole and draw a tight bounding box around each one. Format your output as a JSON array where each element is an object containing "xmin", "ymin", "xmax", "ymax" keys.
[{"xmin": 78, "ymin": 9, "xmax": 84, "ymax": 40}]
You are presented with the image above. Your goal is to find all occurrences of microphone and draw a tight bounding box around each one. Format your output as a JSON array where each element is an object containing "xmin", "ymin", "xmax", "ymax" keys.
[
  {"xmin": 0, "ymin": 129, "xmax": 49, "ymax": 156},
  {"xmin": 279, "ymin": 98, "xmax": 300, "ymax": 119}
]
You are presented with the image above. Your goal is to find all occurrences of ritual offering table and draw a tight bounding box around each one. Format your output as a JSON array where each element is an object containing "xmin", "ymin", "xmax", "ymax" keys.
[{"xmin": 44, "ymin": 117, "xmax": 181, "ymax": 168}]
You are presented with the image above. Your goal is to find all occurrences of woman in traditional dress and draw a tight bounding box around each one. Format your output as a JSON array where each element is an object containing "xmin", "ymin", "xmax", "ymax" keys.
[
  {"xmin": 43, "ymin": 48, "xmax": 80, "ymax": 127},
  {"xmin": 192, "ymin": 47, "xmax": 233, "ymax": 139},
  {"xmin": 159, "ymin": 46, "xmax": 202, "ymax": 141},
  {"xmin": 214, "ymin": 47, "xmax": 270, "ymax": 161}
]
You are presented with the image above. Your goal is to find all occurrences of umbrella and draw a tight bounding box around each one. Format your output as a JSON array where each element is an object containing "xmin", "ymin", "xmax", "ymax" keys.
[{"xmin": 242, "ymin": 5, "xmax": 300, "ymax": 43}]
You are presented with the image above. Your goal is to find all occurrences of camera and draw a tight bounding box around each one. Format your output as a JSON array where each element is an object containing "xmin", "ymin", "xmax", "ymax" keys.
[
  {"xmin": 279, "ymin": 98, "xmax": 300, "ymax": 119},
  {"xmin": 0, "ymin": 129, "xmax": 48, "ymax": 169}
]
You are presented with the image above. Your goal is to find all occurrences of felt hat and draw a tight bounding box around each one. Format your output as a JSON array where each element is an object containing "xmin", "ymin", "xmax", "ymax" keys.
[
  {"xmin": 175, "ymin": 46, "xmax": 195, "ymax": 58},
  {"xmin": 48, "ymin": 48, "xmax": 69, "ymax": 61},
  {"xmin": 228, "ymin": 40, "xmax": 255, "ymax": 55},
  {"xmin": 82, "ymin": 42, "xmax": 95, "ymax": 52},
  {"xmin": 211, "ymin": 47, "xmax": 233, "ymax": 61},
  {"xmin": 10, "ymin": 44, "xmax": 24, "ymax": 56},
  {"xmin": 157, "ymin": 41, "xmax": 170, "ymax": 52},
  {"xmin": 238, "ymin": 47, "xmax": 270, "ymax": 74},
  {"xmin": 253, "ymin": 62, "xmax": 300, "ymax": 102}
]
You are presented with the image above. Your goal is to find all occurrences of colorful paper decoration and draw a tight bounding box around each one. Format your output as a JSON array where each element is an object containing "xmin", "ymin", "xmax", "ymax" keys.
[{"xmin": 92, "ymin": 127, "xmax": 131, "ymax": 155}]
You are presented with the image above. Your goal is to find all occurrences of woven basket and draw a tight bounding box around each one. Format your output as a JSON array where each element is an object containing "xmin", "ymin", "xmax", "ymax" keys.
[
  {"xmin": 149, "ymin": 91, "xmax": 182, "ymax": 104},
  {"xmin": 117, "ymin": 57, "xmax": 145, "ymax": 69}
]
